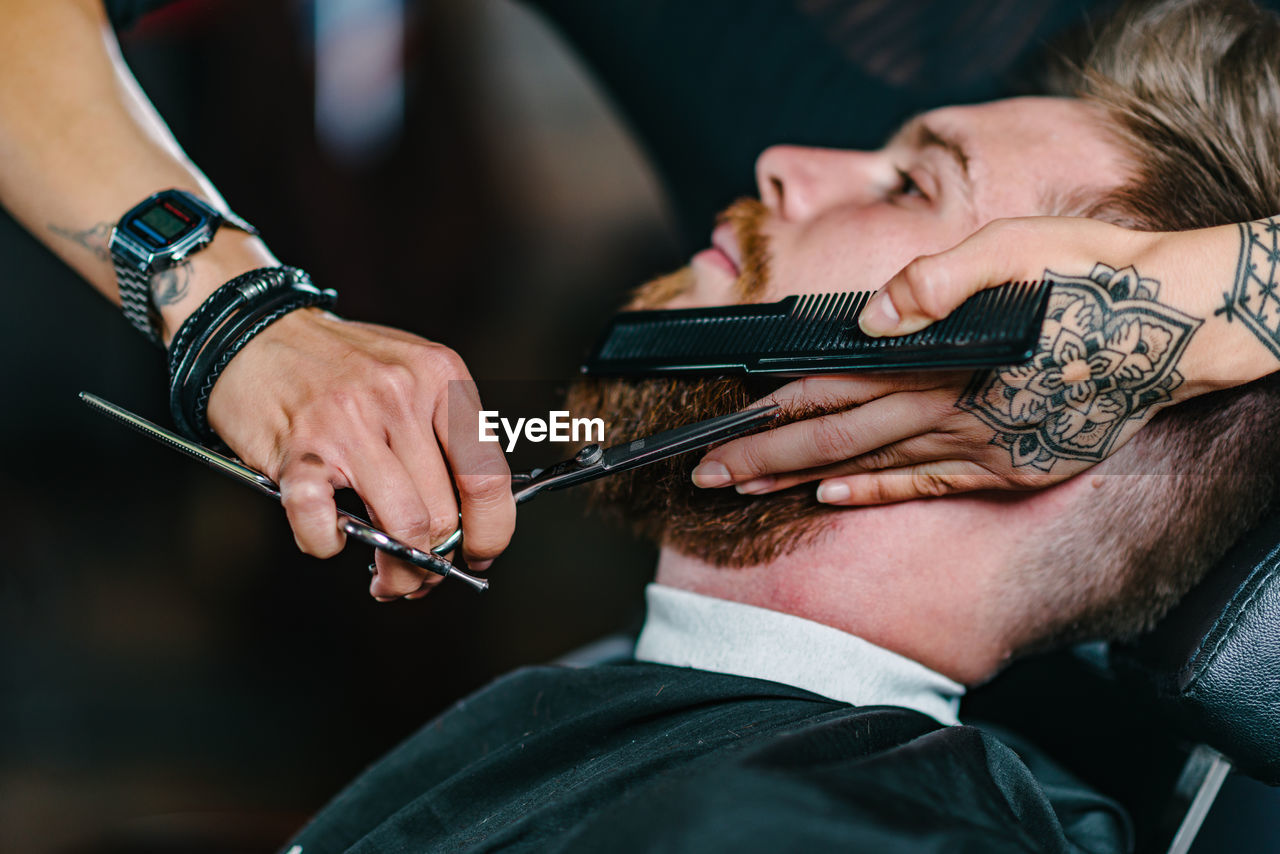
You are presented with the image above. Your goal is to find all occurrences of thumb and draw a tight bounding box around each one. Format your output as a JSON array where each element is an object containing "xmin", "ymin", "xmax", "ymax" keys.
[{"xmin": 859, "ymin": 218, "xmax": 1048, "ymax": 337}]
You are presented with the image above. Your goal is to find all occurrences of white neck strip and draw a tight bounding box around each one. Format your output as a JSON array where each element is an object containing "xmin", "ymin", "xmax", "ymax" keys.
[{"xmin": 634, "ymin": 584, "xmax": 963, "ymax": 726}]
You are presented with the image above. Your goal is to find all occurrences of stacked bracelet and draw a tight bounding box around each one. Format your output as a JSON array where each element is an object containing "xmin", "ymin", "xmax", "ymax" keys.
[{"xmin": 167, "ymin": 266, "xmax": 337, "ymax": 443}]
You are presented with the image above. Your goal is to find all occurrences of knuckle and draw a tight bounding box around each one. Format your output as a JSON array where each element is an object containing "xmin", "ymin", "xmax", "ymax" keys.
[
  {"xmin": 792, "ymin": 376, "xmax": 840, "ymax": 408},
  {"xmin": 458, "ymin": 471, "xmax": 514, "ymax": 501},
  {"xmin": 423, "ymin": 343, "xmax": 468, "ymax": 378},
  {"xmin": 904, "ymin": 261, "xmax": 951, "ymax": 321},
  {"xmin": 911, "ymin": 470, "xmax": 953, "ymax": 498},
  {"xmin": 928, "ymin": 392, "xmax": 962, "ymax": 423},
  {"xmin": 280, "ymin": 477, "xmax": 332, "ymax": 512},
  {"xmin": 810, "ymin": 417, "xmax": 856, "ymax": 463},
  {"xmin": 387, "ymin": 512, "xmax": 436, "ymax": 545},
  {"xmin": 861, "ymin": 476, "xmax": 896, "ymax": 505},
  {"xmin": 322, "ymin": 387, "xmax": 365, "ymax": 422},
  {"xmin": 373, "ymin": 361, "xmax": 417, "ymax": 403},
  {"xmin": 855, "ymin": 445, "xmax": 900, "ymax": 471},
  {"xmin": 985, "ymin": 217, "xmax": 1036, "ymax": 253},
  {"xmin": 730, "ymin": 439, "xmax": 772, "ymax": 478}
]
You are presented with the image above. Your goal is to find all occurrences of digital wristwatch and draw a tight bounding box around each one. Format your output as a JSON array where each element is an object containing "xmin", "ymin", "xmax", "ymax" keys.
[{"xmin": 109, "ymin": 189, "xmax": 259, "ymax": 346}]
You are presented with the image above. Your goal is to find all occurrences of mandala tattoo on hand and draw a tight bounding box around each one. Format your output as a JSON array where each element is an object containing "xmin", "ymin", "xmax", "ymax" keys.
[
  {"xmin": 957, "ymin": 264, "xmax": 1200, "ymax": 471},
  {"xmin": 1214, "ymin": 217, "xmax": 1280, "ymax": 358}
]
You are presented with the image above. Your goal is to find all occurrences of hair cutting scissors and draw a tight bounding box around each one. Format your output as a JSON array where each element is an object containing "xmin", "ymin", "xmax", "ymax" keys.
[{"xmin": 80, "ymin": 392, "xmax": 778, "ymax": 593}]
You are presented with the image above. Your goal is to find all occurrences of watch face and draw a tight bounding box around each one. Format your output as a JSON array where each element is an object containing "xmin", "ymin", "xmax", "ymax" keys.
[{"xmin": 123, "ymin": 192, "xmax": 208, "ymax": 249}]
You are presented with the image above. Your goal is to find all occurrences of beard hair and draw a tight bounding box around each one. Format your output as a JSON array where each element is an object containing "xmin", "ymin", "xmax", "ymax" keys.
[
  {"xmin": 567, "ymin": 197, "xmax": 844, "ymax": 567},
  {"xmin": 564, "ymin": 376, "xmax": 843, "ymax": 567}
]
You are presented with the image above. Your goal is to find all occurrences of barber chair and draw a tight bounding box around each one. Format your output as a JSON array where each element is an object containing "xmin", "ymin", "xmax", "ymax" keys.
[
  {"xmin": 946, "ymin": 507, "xmax": 1280, "ymax": 854},
  {"xmin": 556, "ymin": 509, "xmax": 1280, "ymax": 854},
  {"xmin": 1108, "ymin": 509, "xmax": 1280, "ymax": 854}
]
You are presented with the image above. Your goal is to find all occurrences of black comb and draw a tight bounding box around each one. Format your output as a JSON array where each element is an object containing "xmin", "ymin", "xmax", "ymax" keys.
[{"xmin": 581, "ymin": 281, "xmax": 1052, "ymax": 376}]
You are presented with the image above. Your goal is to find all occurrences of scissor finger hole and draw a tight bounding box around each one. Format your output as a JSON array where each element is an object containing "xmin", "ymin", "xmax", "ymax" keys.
[{"xmin": 431, "ymin": 514, "xmax": 463, "ymax": 556}]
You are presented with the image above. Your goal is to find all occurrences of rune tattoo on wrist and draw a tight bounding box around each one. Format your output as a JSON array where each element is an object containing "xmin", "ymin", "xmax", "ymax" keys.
[
  {"xmin": 1214, "ymin": 217, "xmax": 1280, "ymax": 358},
  {"xmin": 957, "ymin": 264, "xmax": 1200, "ymax": 471}
]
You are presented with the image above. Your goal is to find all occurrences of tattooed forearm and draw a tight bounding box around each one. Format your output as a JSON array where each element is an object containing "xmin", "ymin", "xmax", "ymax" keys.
[
  {"xmin": 151, "ymin": 260, "xmax": 192, "ymax": 306},
  {"xmin": 957, "ymin": 264, "xmax": 1201, "ymax": 471},
  {"xmin": 47, "ymin": 221, "xmax": 112, "ymax": 261},
  {"xmin": 1214, "ymin": 217, "xmax": 1280, "ymax": 359},
  {"xmin": 49, "ymin": 220, "xmax": 192, "ymax": 306}
]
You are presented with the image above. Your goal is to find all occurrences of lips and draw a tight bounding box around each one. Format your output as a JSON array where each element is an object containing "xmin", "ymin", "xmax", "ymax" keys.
[{"xmin": 711, "ymin": 223, "xmax": 743, "ymax": 276}]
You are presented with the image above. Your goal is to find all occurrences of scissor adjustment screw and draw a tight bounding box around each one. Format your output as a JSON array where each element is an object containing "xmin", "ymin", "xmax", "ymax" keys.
[{"xmin": 575, "ymin": 444, "xmax": 603, "ymax": 467}]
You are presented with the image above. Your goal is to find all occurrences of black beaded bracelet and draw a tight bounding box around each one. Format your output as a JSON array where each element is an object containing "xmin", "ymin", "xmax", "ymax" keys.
[{"xmin": 167, "ymin": 266, "xmax": 337, "ymax": 443}]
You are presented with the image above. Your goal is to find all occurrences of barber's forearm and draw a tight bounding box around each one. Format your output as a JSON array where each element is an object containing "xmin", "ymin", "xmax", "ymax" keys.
[
  {"xmin": 1163, "ymin": 218, "xmax": 1280, "ymax": 392},
  {"xmin": 0, "ymin": 0, "xmax": 275, "ymax": 343}
]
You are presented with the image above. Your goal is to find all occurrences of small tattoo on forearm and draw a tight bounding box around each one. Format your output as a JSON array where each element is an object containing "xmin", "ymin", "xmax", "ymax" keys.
[
  {"xmin": 151, "ymin": 261, "xmax": 192, "ymax": 306},
  {"xmin": 1214, "ymin": 217, "xmax": 1280, "ymax": 358},
  {"xmin": 957, "ymin": 264, "xmax": 1201, "ymax": 471},
  {"xmin": 50, "ymin": 220, "xmax": 193, "ymax": 307},
  {"xmin": 48, "ymin": 221, "xmax": 112, "ymax": 262}
]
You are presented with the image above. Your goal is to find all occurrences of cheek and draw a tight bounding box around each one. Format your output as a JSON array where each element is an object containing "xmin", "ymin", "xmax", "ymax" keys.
[{"xmin": 771, "ymin": 210, "xmax": 969, "ymax": 296}]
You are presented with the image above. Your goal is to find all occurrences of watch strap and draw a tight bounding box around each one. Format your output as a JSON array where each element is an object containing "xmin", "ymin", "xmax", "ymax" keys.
[{"xmin": 113, "ymin": 252, "xmax": 164, "ymax": 348}]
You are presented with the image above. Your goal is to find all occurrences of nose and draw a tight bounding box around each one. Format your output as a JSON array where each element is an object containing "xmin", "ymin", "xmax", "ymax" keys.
[{"xmin": 755, "ymin": 145, "xmax": 884, "ymax": 221}]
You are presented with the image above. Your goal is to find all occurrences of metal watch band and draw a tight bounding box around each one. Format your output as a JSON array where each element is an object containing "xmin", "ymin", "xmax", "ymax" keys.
[{"xmin": 114, "ymin": 255, "xmax": 164, "ymax": 348}]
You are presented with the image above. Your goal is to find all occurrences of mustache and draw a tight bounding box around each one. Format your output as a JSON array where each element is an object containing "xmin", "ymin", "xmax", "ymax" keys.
[
  {"xmin": 626, "ymin": 197, "xmax": 773, "ymax": 309},
  {"xmin": 717, "ymin": 197, "xmax": 772, "ymax": 301}
]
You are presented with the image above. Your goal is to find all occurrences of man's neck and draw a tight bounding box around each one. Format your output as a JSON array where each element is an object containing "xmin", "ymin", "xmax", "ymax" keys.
[{"xmin": 652, "ymin": 503, "xmax": 1019, "ymax": 686}]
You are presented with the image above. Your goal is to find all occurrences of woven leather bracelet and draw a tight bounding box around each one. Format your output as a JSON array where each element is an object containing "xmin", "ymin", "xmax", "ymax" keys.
[
  {"xmin": 167, "ymin": 266, "xmax": 337, "ymax": 442},
  {"xmin": 167, "ymin": 267, "xmax": 298, "ymax": 381}
]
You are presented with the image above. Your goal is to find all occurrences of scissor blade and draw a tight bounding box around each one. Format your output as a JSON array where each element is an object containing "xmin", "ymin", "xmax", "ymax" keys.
[
  {"xmin": 599, "ymin": 404, "xmax": 780, "ymax": 475},
  {"xmin": 79, "ymin": 392, "xmax": 278, "ymax": 495}
]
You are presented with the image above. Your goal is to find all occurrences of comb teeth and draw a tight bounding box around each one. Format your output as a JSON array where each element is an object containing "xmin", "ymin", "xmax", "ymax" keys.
[{"xmin": 583, "ymin": 281, "xmax": 1052, "ymax": 376}]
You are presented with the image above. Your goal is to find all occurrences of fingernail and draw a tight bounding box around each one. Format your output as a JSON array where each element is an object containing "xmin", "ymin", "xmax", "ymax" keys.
[
  {"xmin": 858, "ymin": 293, "xmax": 900, "ymax": 337},
  {"xmin": 691, "ymin": 461, "xmax": 733, "ymax": 488},
  {"xmin": 469, "ymin": 559, "xmax": 494, "ymax": 572},
  {"xmin": 373, "ymin": 596, "xmax": 396, "ymax": 603},
  {"xmin": 735, "ymin": 477, "xmax": 775, "ymax": 495},
  {"xmin": 817, "ymin": 481, "xmax": 851, "ymax": 503}
]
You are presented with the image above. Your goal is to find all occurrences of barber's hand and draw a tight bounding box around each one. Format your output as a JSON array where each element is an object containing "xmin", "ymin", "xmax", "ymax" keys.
[
  {"xmin": 856, "ymin": 217, "xmax": 1160, "ymax": 337},
  {"xmin": 693, "ymin": 215, "xmax": 1274, "ymax": 504},
  {"xmin": 205, "ymin": 308, "xmax": 515, "ymax": 600}
]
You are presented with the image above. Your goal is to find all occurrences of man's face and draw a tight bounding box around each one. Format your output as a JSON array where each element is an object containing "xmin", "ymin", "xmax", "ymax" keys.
[
  {"xmin": 570, "ymin": 96, "xmax": 1130, "ymax": 567},
  {"xmin": 666, "ymin": 97, "xmax": 1127, "ymax": 309}
]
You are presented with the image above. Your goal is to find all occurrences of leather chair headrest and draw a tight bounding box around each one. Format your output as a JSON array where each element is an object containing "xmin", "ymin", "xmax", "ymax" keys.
[{"xmin": 1114, "ymin": 510, "xmax": 1280, "ymax": 784}]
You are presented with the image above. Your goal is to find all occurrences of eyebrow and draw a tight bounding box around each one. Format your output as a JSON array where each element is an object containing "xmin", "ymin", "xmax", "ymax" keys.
[
  {"xmin": 915, "ymin": 122, "xmax": 970, "ymax": 178},
  {"xmin": 888, "ymin": 116, "xmax": 972, "ymax": 182}
]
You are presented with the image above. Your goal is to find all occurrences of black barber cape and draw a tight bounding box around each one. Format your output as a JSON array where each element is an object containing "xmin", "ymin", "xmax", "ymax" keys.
[{"xmin": 284, "ymin": 662, "xmax": 1128, "ymax": 853}]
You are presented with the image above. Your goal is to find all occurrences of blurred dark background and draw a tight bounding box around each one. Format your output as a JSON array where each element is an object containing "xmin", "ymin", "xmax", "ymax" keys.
[
  {"xmin": 2, "ymin": 2, "xmax": 1279, "ymax": 853},
  {"xmin": 0, "ymin": 1, "xmax": 675, "ymax": 850}
]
